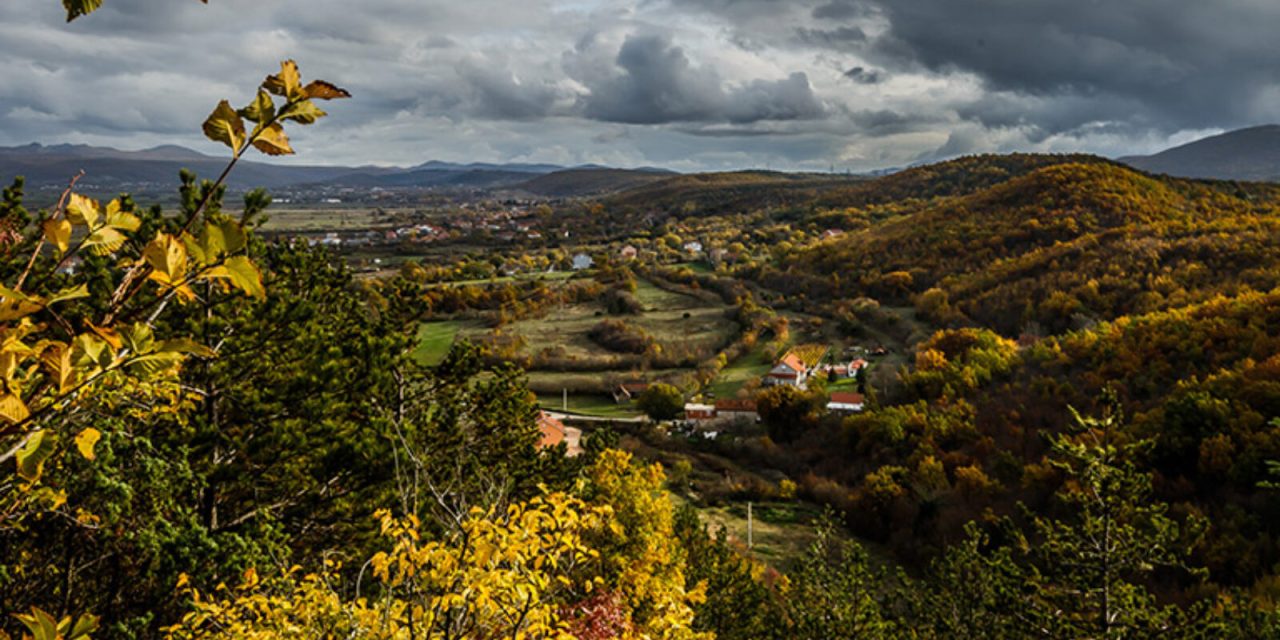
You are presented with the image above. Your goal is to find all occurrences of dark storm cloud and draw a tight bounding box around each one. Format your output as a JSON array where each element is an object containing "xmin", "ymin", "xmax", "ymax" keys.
[
  {"xmin": 578, "ymin": 33, "xmax": 825, "ymax": 124},
  {"xmin": 842, "ymin": 66, "xmax": 882, "ymax": 84},
  {"xmin": 0, "ymin": 0, "xmax": 1274, "ymax": 171},
  {"xmin": 865, "ymin": 0, "xmax": 1280, "ymax": 133}
]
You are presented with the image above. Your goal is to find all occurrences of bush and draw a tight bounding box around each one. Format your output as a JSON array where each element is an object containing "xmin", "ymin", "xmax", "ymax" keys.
[{"xmin": 638, "ymin": 383, "xmax": 685, "ymax": 421}]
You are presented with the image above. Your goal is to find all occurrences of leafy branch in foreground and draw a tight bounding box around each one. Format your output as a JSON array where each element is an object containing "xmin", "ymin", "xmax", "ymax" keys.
[{"xmin": 0, "ymin": 59, "xmax": 346, "ymax": 636}]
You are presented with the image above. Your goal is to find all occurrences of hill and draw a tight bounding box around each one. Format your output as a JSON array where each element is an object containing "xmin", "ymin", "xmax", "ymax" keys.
[
  {"xmin": 779, "ymin": 159, "xmax": 1280, "ymax": 334},
  {"xmin": 0, "ymin": 143, "xmax": 680, "ymax": 194},
  {"xmin": 605, "ymin": 170, "xmax": 863, "ymax": 216},
  {"xmin": 1120, "ymin": 125, "xmax": 1280, "ymax": 181},
  {"xmin": 515, "ymin": 168, "xmax": 672, "ymax": 197}
]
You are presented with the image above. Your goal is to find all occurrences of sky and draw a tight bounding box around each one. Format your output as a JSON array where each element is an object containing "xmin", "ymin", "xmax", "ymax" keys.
[{"xmin": 0, "ymin": 0, "xmax": 1276, "ymax": 172}]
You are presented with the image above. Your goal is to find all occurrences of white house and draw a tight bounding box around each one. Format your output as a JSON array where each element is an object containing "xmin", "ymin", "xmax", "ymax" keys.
[
  {"xmin": 572, "ymin": 254, "xmax": 594, "ymax": 270},
  {"xmin": 764, "ymin": 352, "xmax": 810, "ymax": 388}
]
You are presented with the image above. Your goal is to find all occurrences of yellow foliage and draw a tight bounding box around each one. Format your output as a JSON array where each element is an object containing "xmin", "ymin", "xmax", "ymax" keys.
[{"xmin": 164, "ymin": 450, "xmax": 712, "ymax": 639}]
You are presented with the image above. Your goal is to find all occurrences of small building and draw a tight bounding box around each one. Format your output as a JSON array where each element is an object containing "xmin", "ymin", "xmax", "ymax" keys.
[
  {"xmin": 684, "ymin": 403, "xmax": 716, "ymax": 421},
  {"xmin": 537, "ymin": 411, "xmax": 582, "ymax": 456},
  {"xmin": 764, "ymin": 345, "xmax": 830, "ymax": 389},
  {"xmin": 538, "ymin": 411, "xmax": 567, "ymax": 448},
  {"xmin": 619, "ymin": 245, "xmax": 638, "ymax": 260},
  {"xmin": 765, "ymin": 352, "xmax": 809, "ymax": 387},
  {"xmin": 827, "ymin": 392, "xmax": 866, "ymax": 414},
  {"xmin": 683, "ymin": 241, "xmax": 703, "ymax": 254},
  {"xmin": 572, "ymin": 253, "xmax": 594, "ymax": 271},
  {"xmin": 612, "ymin": 382, "xmax": 650, "ymax": 404},
  {"xmin": 822, "ymin": 229, "xmax": 844, "ymax": 240},
  {"xmin": 714, "ymin": 398, "xmax": 758, "ymax": 422}
]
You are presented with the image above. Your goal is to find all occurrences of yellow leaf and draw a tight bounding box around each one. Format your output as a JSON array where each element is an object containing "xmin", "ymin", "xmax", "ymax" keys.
[
  {"xmin": 39, "ymin": 343, "xmax": 75, "ymax": 394},
  {"xmin": 105, "ymin": 201, "xmax": 141, "ymax": 231},
  {"xmin": 202, "ymin": 100, "xmax": 246, "ymax": 154},
  {"xmin": 278, "ymin": 99, "xmax": 326, "ymax": 125},
  {"xmin": 83, "ymin": 227, "xmax": 129, "ymax": 255},
  {"xmin": 0, "ymin": 393, "xmax": 29, "ymax": 425},
  {"xmin": 251, "ymin": 122, "xmax": 294, "ymax": 156},
  {"xmin": 304, "ymin": 80, "xmax": 351, "ymax": 100},
  {"xmin": 143, "ymin": 233, "xmax": 189, "ymax": 285},
  {"xmin": 240, "ymin": 89, "xmax": 276, "ymax": 123},
  {"xmin": 66, "ymin": 193, "xmax": 100, "ymax": 228},
  {"xmin": 263, "ymin": 60, "xmax": 305, "ymax": 100},
  {"xmin": 42, "ymin": 219, "xmax": 71, "ymax": 252},
  {"xmin": 208, "ymin": 256, "xmax": 264, "ymax": 299},
  {"xmin": 75, "ymin": 428, "xmax": 101, "ymax": 461}
]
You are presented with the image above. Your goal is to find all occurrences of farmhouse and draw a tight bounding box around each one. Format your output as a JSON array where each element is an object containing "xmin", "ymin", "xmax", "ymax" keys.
[
  {"xmin": 684, "ymin": 403, "xmax": 716, "ymax": 421},
  {"xmin": 764, "ymin": 344, "xmax": 830, "ymax": 389},
  {"xmin": 826, "ymin": 392, "xmax": 866, "ymax": 414},
  {"xmin": 612, "ymin": 382, "xmax": 650, "ymax": 404},
  {"xmin": 537, "ymin": 411, "xmax": 567, "ymax": 448},
  {"xmin": 572, "ymin": 253, "xmax": 594, "ymax": 270},
  {"xmin": 619, "ymin": 245, "xmax": 638, "ymax": 260},
  {"xmin": 714, "ymin": 398, "xmax": 759, "ymax": 422},
  {"xmin": 537, "ymin": 411, "xmax": 583, "ymax": 456}
]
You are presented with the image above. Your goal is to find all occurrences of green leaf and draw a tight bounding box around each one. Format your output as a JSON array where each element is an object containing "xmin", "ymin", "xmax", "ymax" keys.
[
  {"xmin": 202, "ymin": 100, "xmax": 246, "ymax": 154},
  {"xmin": 15, "ymin": 430, "xmax": 53, "ymax": 483},
  {"xmin": 210, "ymin": 255, "xmax": 264, "ymax": 299},
  {"xmin": 155, "ymin": 338, "xmax": 217, "ymax": 359},
  {"xmin": 47, "ymin": 283, "xmax": 90, "ymax": 306},
  {"xmin": 122, "ymin": 322, "xmax": 155, "ymax": 355},
  {"xmin": 239, "ymin": 89, "xmax": 276, "ymax": 124},
  {"xmin": 67, "ymin": 613, "xmax": 100, "ymax": 639},
  {"xmin": 127, "ymin": 351, "xmax": 185, "ymax": 377}
]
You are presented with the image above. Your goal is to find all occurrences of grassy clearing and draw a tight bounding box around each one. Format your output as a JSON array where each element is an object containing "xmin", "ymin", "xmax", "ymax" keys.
[
  {"xmin": 705, "ymin": 344, "xmax": 774, "ymax": 399},
  {"xmin": 535, "ymin": 394, "xmax": 643, "ymax": 419},
  {"xmin": 412, "ymin": 320, "xmax": 472, "ymax": 366},
  {"xmin": 460, "ymin": 279, "xmax": 736, "ymax": 361},
  {"xmin": 423, "ymin": 270, "xmax": 574, "ymax": 289},
  {"xmin": 684, "ymin": 498, "xmax": 821, "ymax": 569},
  {"xmin": 259, "ymin": 208, "xmax": 400, "ymax": 232}
]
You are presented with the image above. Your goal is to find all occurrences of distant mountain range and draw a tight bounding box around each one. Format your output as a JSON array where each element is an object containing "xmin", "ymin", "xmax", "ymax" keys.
[
  {"xmin": 1119, "ymin": 125, "xmax": 1280, "ymax": 182},
  {"xmin": 0, "ymin": 142, "xmax": 675, "ymax": 195}
]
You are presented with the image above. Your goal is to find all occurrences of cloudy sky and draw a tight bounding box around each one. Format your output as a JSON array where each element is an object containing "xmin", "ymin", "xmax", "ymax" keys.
[{"xmin": 0, "ymin": 0, "xmax": 1275, "ymax": 171}]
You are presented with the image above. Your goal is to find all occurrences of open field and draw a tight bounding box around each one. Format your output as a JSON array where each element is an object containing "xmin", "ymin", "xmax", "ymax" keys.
[
  {"xmin": 457, "ymin": 282, "xmax": 736, "ymax": 361},
  {"xmin": 686, "ymin": 498, "xmax": 822, "ymax": 569},
  {"xmin": 536, "ymin": 394, "xmax": 643, "ymax": 419},
  {"xmin": 705, "ymin": 344, "xmax": 773, "ymax": 399},
  {"xmin": 259, "ymin": 207, "xmax": 401, "ymax": 232},
  {"xmin": 411, "ymin": 319, "xmax": 475, "ymax": 365}
]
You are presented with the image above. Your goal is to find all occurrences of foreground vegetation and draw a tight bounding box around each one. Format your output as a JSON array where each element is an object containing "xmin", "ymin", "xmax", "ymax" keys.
[{"xmin": 6, "ymin": 2, "xmax": 1280, "ymax": 637}]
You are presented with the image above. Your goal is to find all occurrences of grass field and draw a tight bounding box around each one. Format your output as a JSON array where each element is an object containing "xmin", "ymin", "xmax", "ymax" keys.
[
  {"xmin": 259, "ymin": 207, "xmax": 401, "ymax": 232},
  {"xmin": 535, "ymin": 394, "xmax": 643, "ymax": 419},
  {"xmin": 412, "ymin": 319, "xmax": 472, "ymax": 366},
  {"xmin": 457, "ymin": 280, "xmax": 735, "ymax": 361},
  {"xmin": 705, "ymin": 344, "xmax": 774, "ymax": 399},
  {"xmin": 686, "ymin": 498, "xmax": 821, "ymax": 569}
]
